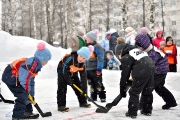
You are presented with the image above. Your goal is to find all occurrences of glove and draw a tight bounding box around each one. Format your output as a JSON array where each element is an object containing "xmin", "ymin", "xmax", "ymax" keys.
[
  {"xmin": 96, "ymin": 71, "xmax": 101, "ymax": 76},
  {"xmin": 120, "ymin": 87, "xmax": 126, "ymax": 98}
]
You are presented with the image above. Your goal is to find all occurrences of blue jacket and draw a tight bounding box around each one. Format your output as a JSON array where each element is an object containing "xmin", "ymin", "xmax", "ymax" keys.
[
  {"xmin": 86, "ymin": 42, "xmax": 104, "ymax": 72},
  {"xmin": 101, "ymin": 31, "xmax": 111, "ymax": 51},
  {"xmin": 2, "ymin": 57, "xmax": 42, "ymax": 96}
]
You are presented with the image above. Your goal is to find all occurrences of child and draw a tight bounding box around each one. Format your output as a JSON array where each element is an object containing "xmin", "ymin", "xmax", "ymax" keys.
[
  {"xmin": 1, "ymin": 42, "xmax": 52, "ymax": 120},
  {"xmin": 135, "ymin": 33, "xmax": 177, "ymax": 110},
  {"xmin": 85, "ymin": 31, "xmax": 106, "ymax": 102},
  {"xmin": 152, "ymin": 30, "xmax": 165, "ymax": 49},
  {"xmin": 162, "ymin": 36, "xmax": 177, "ymax": 72},
  {"xmin": 106, "ymin": 50, "xmax": 120, "ymax": 70},
  {"xmin": 57, "ymin": 46, "xmax": 94, "ymax": 112},
  {"xmin": 159, "ymin": 41, "xmax": 166, "ymax": 50},
  {"xmin": 115, "ymin": 43, "xmax": 155, "ymax": 118}
]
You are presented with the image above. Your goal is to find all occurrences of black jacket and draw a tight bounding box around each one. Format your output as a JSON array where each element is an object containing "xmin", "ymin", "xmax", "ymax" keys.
[
  {"xmin": 120, "ymin": 44, "xmax": 155, "ymax": 87},
  {"xmin": 57, "ymin": 52, "xmax": 87, "ymax": 89},
  {"xmin": 109, "ymin": 32, "xmax": 119, "ymax": 53}
]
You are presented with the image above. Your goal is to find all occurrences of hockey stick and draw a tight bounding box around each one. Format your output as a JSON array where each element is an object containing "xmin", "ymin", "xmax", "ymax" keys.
[
  {"xmin": 96, "ymin": 85, "xmax": 131, "ymax": 113},
  {"xmin": 28, "ymin": 94, "xmax": 52, "ymax": 117},
  {"xmin": 0, "ymin": 94, "xmax": 14, "ymax": 104},
  {"xmin": 72, "ymin": 84, "xmax": 106, "ymax": 110}
]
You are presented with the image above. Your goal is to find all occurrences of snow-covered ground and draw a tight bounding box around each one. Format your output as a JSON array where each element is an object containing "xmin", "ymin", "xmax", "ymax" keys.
[{"xmin": 0, "ymin": 31, "xmax": 180, "ymax": 120}]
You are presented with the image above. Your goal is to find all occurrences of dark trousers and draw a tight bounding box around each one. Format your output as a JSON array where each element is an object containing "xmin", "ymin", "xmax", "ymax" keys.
[
  {"xmin": 169, "ymin": 64, "xmax": 177, "ymax": 72},
  {"xmin": 87, "ymin": 70, "xmax": 106, "ymax": 99},
  {"xmin": 153, "ymin": 73, "xmax": 176, "ymax": 104},
  {"xmin": 128, "ymin": 75, "xmax": 153, "ymax": 116},
  {"xmin": 2, "ymin": 65, "xmax": 32, "ymax": 119},
  {"xmin": 57, "ymin": 73, "xmax": 87, "ymax": 107}
]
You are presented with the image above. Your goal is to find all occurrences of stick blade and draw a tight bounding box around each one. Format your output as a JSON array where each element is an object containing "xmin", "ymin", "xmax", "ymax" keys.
[
  {"xmin": 42, "ymin": 112, "xmax": 52, "ymax": 117},
  {"xmin": 95, "ymin": 107, "xmax": 110, "ymax": 113}
]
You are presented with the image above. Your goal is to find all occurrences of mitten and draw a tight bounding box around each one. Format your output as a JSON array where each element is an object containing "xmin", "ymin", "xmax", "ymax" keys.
[
  {"xmin": 120, "ymin": 87, "xmax": 126, "ymax": 98},
  {"xmin": 96, "ymin": 71, "xmax": 101, "ymax": 76}
]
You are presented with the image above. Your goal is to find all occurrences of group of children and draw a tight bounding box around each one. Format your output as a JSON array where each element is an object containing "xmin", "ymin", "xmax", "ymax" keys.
[{"xmin": 1, "ymin": 28, "xmax": 178, "ymax": 119}]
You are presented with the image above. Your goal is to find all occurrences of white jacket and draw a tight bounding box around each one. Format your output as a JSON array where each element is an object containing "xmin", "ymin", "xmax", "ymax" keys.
[{"xmin": 125, "ymin": 30, "xmax": 137, "ymax": 45}]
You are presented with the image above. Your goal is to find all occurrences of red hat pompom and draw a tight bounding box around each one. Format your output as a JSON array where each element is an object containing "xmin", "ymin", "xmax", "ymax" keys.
[{"xmin": 37, "ymin": 42, "xmax": 46, "ymax": 50}]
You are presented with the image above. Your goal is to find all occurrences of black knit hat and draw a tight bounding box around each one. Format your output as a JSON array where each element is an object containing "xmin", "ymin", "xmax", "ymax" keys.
[{"xmin": 166, "ymin": 36, "xmax": 173, "ymax": 44}]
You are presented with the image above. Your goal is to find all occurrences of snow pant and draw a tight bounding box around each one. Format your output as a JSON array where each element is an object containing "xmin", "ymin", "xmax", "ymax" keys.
[
  {"xmin": 2, "ymin": 65, "xmax": 32, "ymax": 119},
  {"xmin": 153, "ymin": 73, "xmax": 176, "ymax": 105},
  {"xmin": 87, "ymin": 70, "xmax": 106, "ymax": 100},
  {"xmin": 128, "ymin": 75, "xmax": 153, "ymax": 116},
  {"xmin": 169, "ymin": 64, "xmax": 177, "ymax": 72},
  {"xmin": 57, "ymin": 73, "xmax": 87, "ymax": 107}
]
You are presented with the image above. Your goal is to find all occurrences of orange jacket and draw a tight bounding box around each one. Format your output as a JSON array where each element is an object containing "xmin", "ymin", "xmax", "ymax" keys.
[{"xmin": 162, "ymin": 44, "xmax": 177, "ymax": 64}]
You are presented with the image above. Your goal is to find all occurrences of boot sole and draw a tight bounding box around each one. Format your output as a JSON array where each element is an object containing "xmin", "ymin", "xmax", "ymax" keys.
[{"xmin": 60, "ymin": 108, "xmax": 70, "ymax": 113}]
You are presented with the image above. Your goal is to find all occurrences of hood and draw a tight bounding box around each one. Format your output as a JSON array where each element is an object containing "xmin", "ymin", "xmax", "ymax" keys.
[
  {"xmin": 156, "ymin": 30, "xmax": 163, "ymax": 37},
  {"xmin": 111, "ymin": 32, "xmax": 119, "ymax": 37},
  {"xmin": 104, "ymin": 31, "xmax": 111, "ymax": 39},
  {"xmin": 121, "ymin": 44, "xmax": 136, "ymax": 56}
]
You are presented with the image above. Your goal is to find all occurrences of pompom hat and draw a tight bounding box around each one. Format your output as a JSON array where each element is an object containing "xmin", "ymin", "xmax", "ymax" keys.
[
  {"xmin": 77, "ymin": 45, "xmax": 94, "ymax": 60},
  {"xmin": 34, "ymin": 42, "xmax": 52, "ymax": 62},
  {"xmin": 135, "ymin": 33, "xmax": 151, "ymax": 50},
  {"xmin": 140, "ymin": 27, "xmax": 148, "ymax": 34}
]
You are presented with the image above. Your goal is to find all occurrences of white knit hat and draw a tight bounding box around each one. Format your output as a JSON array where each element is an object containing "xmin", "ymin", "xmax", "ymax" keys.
[{"xmin": 125, "ymin": 27, "xmax": 134, "ymax": 33}]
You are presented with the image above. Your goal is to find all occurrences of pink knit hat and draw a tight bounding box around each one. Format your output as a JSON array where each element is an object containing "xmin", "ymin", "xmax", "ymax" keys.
[{"xmin": 140, "ymin": 27, "xmax": 148, "ymax": 34}]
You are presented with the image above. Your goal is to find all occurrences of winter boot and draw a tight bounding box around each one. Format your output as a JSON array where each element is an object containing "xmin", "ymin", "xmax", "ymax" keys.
[
  {"xmin": 24, "ymin": 112, "xmax": 39, "ymax": 119},
  {"xmin": 89, "ymin": 92, "xmax": 97, "ymax": 101},
  {"xmin": 80, "ymin": 103, "xmax": 91, "ymax": 108},
  {"xmin": 140, "ymin": 110, "xmax": 152, "ymax": 116},
  {"xmin": 12, "ymin": 118, "xmax": 27, "ymax": 120},
  {"xmin": 99, "ymin": 91, "xmax": 106, "ymax": 103},
  {"xmin": 162, "ymin": 103, "xmax": 177, "ymax": 110},
  {"xmin": 0, "ymin": 99, "xmax": 2, "ymax": 102},
  {"xmin": 58, "ymin": 106, "xmax": 69, "ymax": 112},
  {"xmin": 125, "ymin": 112, "xmax": 137, "ymax": 119}
]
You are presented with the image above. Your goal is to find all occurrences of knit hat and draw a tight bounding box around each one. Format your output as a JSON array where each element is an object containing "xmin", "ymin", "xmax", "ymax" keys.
[
  {"xmin": 125, "ymin": 27, "xmax": 134, "ymax": 33},
  {"xmin": 77, "ymin": 45, "xmax": 94, "ymax": 60},
  {"xmin": 166, "ymin": 36, "xmax": 173, "ymax": 44},
  {"xmin": 86, "ymin": 31, "xmax": 97, "ymax": 41},
  {"xmin": 118, "ymin": 30, "xmax": 124, "ymax": 35},
  {"xmin": 135, "ymin": 33, "xmax": 151, "ymax": 49},
  {"xmin": 34, "ymin": 42, "xmax": 52, "ymax": 62},
  {"xmin": 77, "ymin": 31, "xmax": 84, "ymax": 37},
  {"xmin": 140, "ymin": 27, "xmax": 148, "ymax": 34}
]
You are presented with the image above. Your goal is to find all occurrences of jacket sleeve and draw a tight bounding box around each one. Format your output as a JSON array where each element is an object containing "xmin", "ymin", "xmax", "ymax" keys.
[
  {"xmin": 61, "ymin": 56, "xmax": 73, "ymax": 85},
  {"xmin": 79, "ymin": 66, "xmax": 87, "ymax": 93},
  {"xmin": 120, "ymin": 55, "xmax": 134, "ymax": 87},
  {"xmin": 18, "ymin": 62, "xmax": 36, "ymax": 95},
  {"xmin": 94, "ymin": 46, "xmax": 104, "ymax": 72}
]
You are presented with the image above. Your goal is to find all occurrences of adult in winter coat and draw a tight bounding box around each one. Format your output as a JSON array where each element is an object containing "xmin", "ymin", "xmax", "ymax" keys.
[
  {"xmin": 115, "ymin": 43, "xmax": 155, "ymax": 118},
  {"xmin": 2, "ymin": 42, "xmax": 52, "ymax": 120},
  {"xmin": 135, "ymin": 33, "xmax": 177, "ymax": 110},
  {"xmin": 109, "ymin": 28, "xmax": 119, "ymax": 53},
  {"xmin": 101, "ymin": 31, "xmax": 111, "ymax": 68},
  {"xmin": 152, "ymin": 30, "xmax": 165, "ymax": 49},
  {"xmin": 85, "ymin": 31, "xmax": 106, "ymax": 102},
  {"xmin": 100, "ymin": 31, "xmax": 111, "ymax": 51},
  {"xmin": 162, "ymin": 36, "xmax": 178, "ymax": 72},
  {"xmin": 57, "ymin": 46, "xmax": 94, "ymax": 112},
  {"xmin": 125, "ymin": 27, "xmax": 137, "ymax": 45}
]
